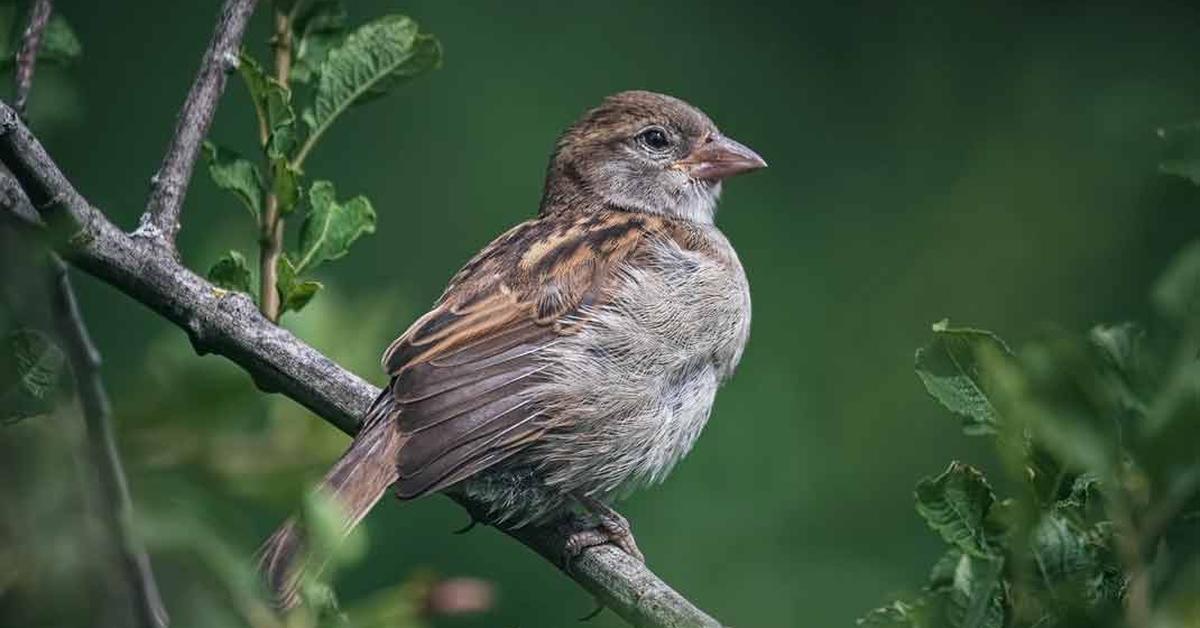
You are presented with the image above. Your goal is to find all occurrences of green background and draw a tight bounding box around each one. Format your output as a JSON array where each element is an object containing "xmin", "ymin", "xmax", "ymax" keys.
[{"xmin": 19, "ymin": 1, "xmax": 1200, "ymax": 626}]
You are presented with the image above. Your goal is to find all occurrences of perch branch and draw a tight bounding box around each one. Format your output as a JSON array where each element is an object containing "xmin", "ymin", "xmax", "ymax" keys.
[
  {"xmin": 47, "ymin": 255, "xmax": 170, "ymax": 628},
  {"xmin": 136, "ymin": 0, "xmax": 258, "ymax": 248},
  {"xmin": 13, "ymin": 0, "xmax": 52, "ymax": 116},
  {"xmin": 0, "ymin": 100, "xmax": 723, "ymax": 628}
]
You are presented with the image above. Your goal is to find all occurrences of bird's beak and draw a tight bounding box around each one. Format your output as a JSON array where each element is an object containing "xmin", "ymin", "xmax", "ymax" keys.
[{"xmin": 673, "ymin": 133, "xmax": 767, "ymax": 181}]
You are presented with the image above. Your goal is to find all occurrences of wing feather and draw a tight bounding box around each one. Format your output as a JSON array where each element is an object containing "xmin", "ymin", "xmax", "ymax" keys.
[{"xmin": 382, "ymin": 210, "xmax": 668, "ymax": 499}]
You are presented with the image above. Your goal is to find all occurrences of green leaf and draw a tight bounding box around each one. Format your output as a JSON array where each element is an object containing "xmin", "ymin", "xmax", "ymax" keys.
[
  {"xmin": 276, "ymin": 255, "xmax": 323, "ymax": 314},
  {"xmin": 202, "ymin": 142, "xmax": 263, "ymax": 218},
  {"xmin": 284, "ymin": 280, "xmax": 322, "ymax": 313},
  {"xmin": 270, "ymin": 158, "xmax": 301, "ymax": 215},
  {"xmin": 929, "ymin": 548, "xmax": 964, "ymax": 590},
  {"xmin": 1057, "ymin": 473, "xmax": 1102, "ymax": 514},
  {"xmin": 1031, "ymin": 513, "xmax": 1096, "ymax": 583},
  {"xmin": 206, "ymin": 250, "xmax": 253, "ymax": 295},
  {"xmin": 915, "ymin": 320, "xmax": 1014, "ymax": 436},
  {"xmin": 291, "ymin": 0, "xmax": 348, "ymax": 84},
  {"xmin": 294, "ymin": 180, "xmax": 376, "ymax": 274},
  {"xmin": 237, "ymin": 52, "xmax": 296, "ymax": 159},
  {"xmin": 1153, "ymin": 241, "xmax": 1200, "ymax": 323},
  {"xmin": 858, "ymin": 599, "xmax": 930, "ymax": 627},
  {"xmin": 940, "ymin": 553, "xmax": 1005, "ymax": 628},
  {"xmin": 915, "ymin": 462, "xmax": 999, "ymax": 557},
  {"xmin": 302, "ymin": 15, "xmax": 441, "ymax": 157},
  {"xmin": 1158, "ymin": 122, "xmax": 1200, "ymax": 186},
  {"xmin": 2, "ymin": 329, "xmax": 65, "ymax": 422},
  {"xmin": 38, "ymin": 14, "xmax": 82, "ymax": 64}
]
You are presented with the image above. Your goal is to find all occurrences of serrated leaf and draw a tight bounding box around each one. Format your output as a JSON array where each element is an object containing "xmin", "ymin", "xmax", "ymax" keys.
[
  {"xmin": 1031, "ymin": 513, "xmax": 1095, "ymax": 583},
  {"xmin": 270, "ymin": 158, "xmax": 301, "ymax": 215},
  {"xmin": 2, "ymin": 329, "xmax": 65, "ymax": 422},
  {"xmin": 238, "ymin": 52, "xmax": 296, "ymax": 159},
  {"xmin": 291, "ymin": 0, "xmax": 348, "ymax": 84},
  {"xmin": 302, "ymin": 15, "xmax": 441, "ymax": 154},
  {"xmin": 202, "ymin": 142, "xmax": 263, "ymax": 218},
  {"xmin": 207, "ymin": 250, "xmax": 253, "ymax": 295},
  {"xmin": 276, "ymin": 255, "xmax": 323, "ymax": 315},
  {"xmin": 916, "ymin": 462, "xmax": 999, "ymax": 557},
  {"xmin": 916, "ymin": 321, "xmax": 1014, "ymax": 436},
  {"xmin": 294, "ymin": 180, "xmax": 375, "ymax": 274},
  {"xmin": 1158, "ymin": 122, "xmax": 1200, "ymax": 186}
]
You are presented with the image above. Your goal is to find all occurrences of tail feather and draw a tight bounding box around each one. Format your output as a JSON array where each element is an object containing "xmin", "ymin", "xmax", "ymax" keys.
[{"xmin": 258, "ymin": 392, "xmax": 404, "ymax": 609}]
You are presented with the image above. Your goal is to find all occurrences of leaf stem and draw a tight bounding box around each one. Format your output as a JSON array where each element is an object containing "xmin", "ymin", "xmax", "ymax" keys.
[{"xmin": 259, "ymin": 2, "xmax": 294, "ymax": 322}]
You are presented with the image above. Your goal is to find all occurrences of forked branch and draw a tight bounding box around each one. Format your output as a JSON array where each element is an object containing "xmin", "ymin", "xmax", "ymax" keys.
[{"xmin": 137, "ymin": 0, "xmax": 258, "ymax": 248}]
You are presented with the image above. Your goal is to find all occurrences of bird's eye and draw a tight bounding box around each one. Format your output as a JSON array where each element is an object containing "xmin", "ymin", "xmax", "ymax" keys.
[{"xmin": 637, "ymin": 127, "xmax": 672, "ymax": 152}]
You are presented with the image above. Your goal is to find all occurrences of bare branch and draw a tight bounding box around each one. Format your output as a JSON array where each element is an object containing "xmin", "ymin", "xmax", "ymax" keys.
[
  {"xmin": 0, "ymin": 99, "xmax": 724, "ymax": 628},
  {"xmin": 13, "ymin": 0, "xmax": 52, "ymax": 116},
  {"xmin": 136, "ymin": 0, "xmax": 258, "ymax": 248},
  {"xmin": 46, "ymin": 255, "xmax": 170, "ymax": 628}
]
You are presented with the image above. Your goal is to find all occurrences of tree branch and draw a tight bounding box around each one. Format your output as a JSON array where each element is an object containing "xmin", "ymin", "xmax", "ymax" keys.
[
  {"xmin": 136, "ymin": 0, "xmax": 258, "ymax": 248},
  {"xmin": 46, "ymin": 255, "xmax": 170, "ymax": 628},
  {"xmin": 0, "ymin": 100, "xmax": 723, "ymax": 628},
  {"xmin": 13, "ymin": 0, "xmax": 52, "ymax": 116}
]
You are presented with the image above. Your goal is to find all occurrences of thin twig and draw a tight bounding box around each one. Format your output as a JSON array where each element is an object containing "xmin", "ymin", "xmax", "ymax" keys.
[
  {"xmin": 46, "ymin": 255, "xmax": 169, "ymax": 628},
  {"xmin": 258, "ymin": 3, "xmax": 294, "ymax": 321},
  {"xmin": 136, "ymin": 0, "xmax": 258, "ymax": 248},
  {"xmin": 0, "ymin": 99, "xmax": 725, "ymax": 628},
  {"xmin": 10, "ymin": 7, "xmax": 168, "ymax": 620},
  {"xmin": 13, "ymin": 0, "xmax": 52, "ymax": 116}
]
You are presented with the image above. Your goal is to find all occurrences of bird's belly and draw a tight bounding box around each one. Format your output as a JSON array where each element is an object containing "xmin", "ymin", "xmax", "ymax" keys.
[
  {"xmin": 457, "ymin": 233, "xmax": 750, "ymax": 525},
  {"xmin": 524, "ymin": 252, "xmax": 750, "ymax": 499}
]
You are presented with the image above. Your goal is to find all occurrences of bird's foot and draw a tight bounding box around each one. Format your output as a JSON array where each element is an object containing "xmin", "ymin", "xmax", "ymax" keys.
[{"xmin": 563, "ymin": 493, "xmax": 645, "ymax": 564}]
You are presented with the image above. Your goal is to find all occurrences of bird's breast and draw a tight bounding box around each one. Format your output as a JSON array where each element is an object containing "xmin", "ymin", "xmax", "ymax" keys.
[{"xmin": 527, "ymin": 226, "xmax": 751, "ymax": 496}]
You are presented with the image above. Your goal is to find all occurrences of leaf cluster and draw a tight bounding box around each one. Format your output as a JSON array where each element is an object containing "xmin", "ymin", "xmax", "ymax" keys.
[
  {"xmin": 860, "ymin": 250, "xmax": 1200, "ymax": 627},
  {"xmin": 204, "ymin": 0, "xmax": 441, "ymax": 317}
]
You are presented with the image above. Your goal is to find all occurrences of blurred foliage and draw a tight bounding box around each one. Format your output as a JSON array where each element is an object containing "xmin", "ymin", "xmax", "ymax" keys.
[{"xmin": 860, "ymin": 203, "xmax": 1200, "ymax": 625}]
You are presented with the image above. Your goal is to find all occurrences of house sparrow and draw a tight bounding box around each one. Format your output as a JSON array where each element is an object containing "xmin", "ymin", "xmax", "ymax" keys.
[{"xmin": 260, "ymin": 90, "xmax": 765, "ymax": 607}]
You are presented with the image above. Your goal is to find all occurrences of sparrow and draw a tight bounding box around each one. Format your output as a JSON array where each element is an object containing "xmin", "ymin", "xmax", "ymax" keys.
[{"xmin": 260, "ymin": 90, "xmax": 766, "ymax": 607}]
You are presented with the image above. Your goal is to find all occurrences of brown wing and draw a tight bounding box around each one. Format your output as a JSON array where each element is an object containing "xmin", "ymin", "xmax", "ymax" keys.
[{"xmin": 381, "ymin": 210, "xmax": 663, "ymax": 498}]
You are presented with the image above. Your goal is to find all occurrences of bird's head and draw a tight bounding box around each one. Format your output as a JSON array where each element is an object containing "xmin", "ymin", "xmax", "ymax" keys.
[{"xmin": 540, "ymin": 90, "xmax": 766, "ymax": 223}]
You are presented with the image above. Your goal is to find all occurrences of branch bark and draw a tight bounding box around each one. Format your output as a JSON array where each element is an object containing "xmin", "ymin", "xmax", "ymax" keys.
[{"xmin": 136, "ymin": 0, "xmax": 258, "ymax": 248}]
